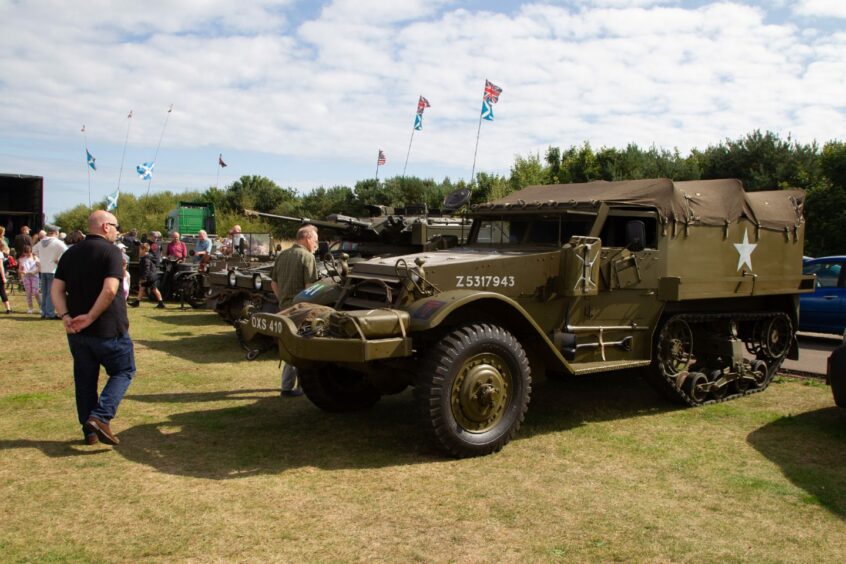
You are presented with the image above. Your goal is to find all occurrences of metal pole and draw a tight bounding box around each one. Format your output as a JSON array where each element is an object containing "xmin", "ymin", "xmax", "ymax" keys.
[
  {"xmin": 470, "ymin": 107, "xmax": 483, "ymax": 186},
  {"xmin": 146, "ymin": 104, "xmax": 173, "ymax": 198},
  {"xmin": 116, "ymin": 110, "xmax": 132, "ymax": 195},
  {"xmin": 402, "ymin": 126, "xmax": 415, "ymax": 178},
  {"xmin": 82, "ymin": 125, "xmax": 90, "ymax": 207}
]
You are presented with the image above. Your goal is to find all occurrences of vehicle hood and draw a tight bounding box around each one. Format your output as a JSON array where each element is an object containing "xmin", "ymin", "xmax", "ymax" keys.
[{"xmin": 350, "ymin": 247, "xmax": 534, "ymax": 278}]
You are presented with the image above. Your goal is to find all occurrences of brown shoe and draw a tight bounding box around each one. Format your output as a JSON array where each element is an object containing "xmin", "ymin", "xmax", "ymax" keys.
[
  {"xmin": 85, "ymin": 434, "xmax": 99, "ymax": 445},
  {"xmin": 85, "ymin": 417, "xmax": 120, "ymax": 445}
]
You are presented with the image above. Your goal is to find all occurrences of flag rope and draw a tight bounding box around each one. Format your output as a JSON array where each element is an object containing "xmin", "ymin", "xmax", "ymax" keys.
[{"xmin": 145, "ymin": 104, "xmax": 173, "ymax": 198}]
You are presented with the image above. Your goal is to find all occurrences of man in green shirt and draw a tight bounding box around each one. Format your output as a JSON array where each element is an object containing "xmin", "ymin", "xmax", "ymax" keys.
[{"xmin": 271, "ymin": 225, "xmax": 319, "ymax": 396}]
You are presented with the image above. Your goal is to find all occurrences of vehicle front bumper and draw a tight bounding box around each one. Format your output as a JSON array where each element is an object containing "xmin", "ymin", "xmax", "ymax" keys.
[{"xmin": 240, "ymin": 312, "xmax": 413, "ymax": 365}]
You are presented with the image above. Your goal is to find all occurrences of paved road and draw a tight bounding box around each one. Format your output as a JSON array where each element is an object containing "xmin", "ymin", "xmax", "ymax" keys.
[{"xmin": 782, "ymin": 332, "xmax": 842, "ymax": 376}]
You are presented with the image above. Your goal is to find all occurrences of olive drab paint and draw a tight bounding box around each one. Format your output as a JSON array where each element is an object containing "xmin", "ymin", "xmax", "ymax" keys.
[{"xmin": 241, "ymin": 178, "xmax": 814, "ymax": 457}]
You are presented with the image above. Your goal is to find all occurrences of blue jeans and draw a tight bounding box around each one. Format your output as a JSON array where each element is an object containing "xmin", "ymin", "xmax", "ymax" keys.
[
  {"xmin": 40, "ymin": 273, "xmax": 55, "ymax": 318},
  {"xmin": 67, "ymin": 333, "xmax": 136, "ymax": 438}
]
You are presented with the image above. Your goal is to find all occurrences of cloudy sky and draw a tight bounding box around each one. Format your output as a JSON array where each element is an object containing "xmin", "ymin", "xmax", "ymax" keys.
[{"xmin": 1, "ymin": 0, "xmax": 845, "ymax": 220}]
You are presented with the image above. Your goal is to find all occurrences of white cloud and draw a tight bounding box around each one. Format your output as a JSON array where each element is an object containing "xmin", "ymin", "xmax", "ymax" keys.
[
  {"xmin": 793, "ymin": 0, "xmax": 846, "ymax": 18},
  {"xmin": 1, "ymin": 0, "xmax": 845, "ymax": 218}
]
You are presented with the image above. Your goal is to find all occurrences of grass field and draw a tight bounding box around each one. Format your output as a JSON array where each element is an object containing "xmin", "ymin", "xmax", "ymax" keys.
[{"xmin": 1, "ymin": 292, "xmax": 845, "ymax": 562}]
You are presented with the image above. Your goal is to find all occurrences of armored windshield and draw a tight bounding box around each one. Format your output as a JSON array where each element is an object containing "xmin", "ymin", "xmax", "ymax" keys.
[{"xmin": 471, "ymin": 215, "xmax": 593, "ymax": 246}]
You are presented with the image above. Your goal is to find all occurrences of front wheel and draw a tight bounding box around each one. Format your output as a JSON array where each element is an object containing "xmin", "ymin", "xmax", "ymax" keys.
[{"xmin": 415, "ymin": 323, "xmax": 531, "ymax": 458}]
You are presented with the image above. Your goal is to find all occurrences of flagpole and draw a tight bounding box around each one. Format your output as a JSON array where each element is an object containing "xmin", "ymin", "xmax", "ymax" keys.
[
  {"xmin": 82, "ymin": 125, "xmax": 91, "ymax": 207},
  {"xmin": 116, "ymin": 110, "xmax": 133, "ymax": 196},
  {"xmin": 375, "ymin": 157, "xmax": 380, "ymax": 181},
  {"xmin": 470, "ymin": 105, "xmax": 484, "ymax": 187},
  {"xmin": 402, "ymin": 126, "xmax": 415, "ymax": 179},
  {"xmin": 216, "ymin": 154, "xmax": 222, "ymax": 190},
  {"xmin": 146, "ymin": 104, "xmax": 173, "ymax": 198}
]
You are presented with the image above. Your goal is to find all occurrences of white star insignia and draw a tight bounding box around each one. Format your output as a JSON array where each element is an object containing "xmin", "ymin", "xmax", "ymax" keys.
[{"xmin": 734, "ymin": 229, "xmax": 757, "ymax": 271}]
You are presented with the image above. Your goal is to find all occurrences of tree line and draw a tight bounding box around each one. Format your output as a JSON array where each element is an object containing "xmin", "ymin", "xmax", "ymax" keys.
[{"xmin": 55, "ymin": 130, "xmax": 846, "ymax": 256}]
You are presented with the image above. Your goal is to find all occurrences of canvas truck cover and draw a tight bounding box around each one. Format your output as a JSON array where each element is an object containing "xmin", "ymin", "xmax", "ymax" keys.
[{"xmin": 473, "ymin": 178, "xmax": 804, "ymax": 230}]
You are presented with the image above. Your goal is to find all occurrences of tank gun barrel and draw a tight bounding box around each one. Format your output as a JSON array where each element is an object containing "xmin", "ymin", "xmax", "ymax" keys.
[{"xmin": 243, "ymin": 209, "xmax": 372, "ymax": 232}]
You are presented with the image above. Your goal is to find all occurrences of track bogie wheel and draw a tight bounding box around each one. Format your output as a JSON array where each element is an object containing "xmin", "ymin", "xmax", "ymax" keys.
[
  {"xmin": 709, "ymin": 369, "xmax": 728, "ymax": 400},
  {"xmin": 415, "ymin": 323, "xmax": 531, "ymax": 458},
  {"xmin": 685, "ymin": 371, "xmax": 709, "ymax": 404}
]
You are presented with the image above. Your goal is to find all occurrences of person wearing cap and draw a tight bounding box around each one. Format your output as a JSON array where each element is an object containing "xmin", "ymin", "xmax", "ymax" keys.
[
  {"xmin": 35, "ymin": 224, "xmax": 68, "ymax": 319},
  {"xmin": 52, "ymin": 210, "xmax": 135, "ymax": 446}
]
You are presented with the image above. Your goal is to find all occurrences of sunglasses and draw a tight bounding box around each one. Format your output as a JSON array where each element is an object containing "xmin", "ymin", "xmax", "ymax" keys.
[{"xmin": 106, "ymin": 222, "xmax": 120, "ymax": 231}]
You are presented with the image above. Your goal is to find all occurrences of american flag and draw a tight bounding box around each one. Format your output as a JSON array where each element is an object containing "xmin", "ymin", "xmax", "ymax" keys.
[
  {"xmin": 484, "ymin": 80, "xmax": 502, "ymax": 103},
  {"xmin": 377, "ymin": 150, "xmax": 386, "ymax": 166},
  {"xmin": 219, "ymin": 154, "xmax": 227, "ymax": 167},
  {"xmin": 417, "ymin": 95, "xmax": 431, "ymax": 115}
]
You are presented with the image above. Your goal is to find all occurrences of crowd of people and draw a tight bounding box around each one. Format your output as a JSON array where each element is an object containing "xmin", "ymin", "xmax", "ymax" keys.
[
  {"xmin": 1, "ymin": 221, "xmax": 248, "ymax": 315},
  {"xmin": 3, "ymin": 214, "xmax": 312, "ymax": 446}
]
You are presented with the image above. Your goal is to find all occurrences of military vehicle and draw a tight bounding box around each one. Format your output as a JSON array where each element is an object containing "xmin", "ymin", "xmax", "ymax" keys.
[
  {"xmin": 205, "ymin": 233, "xmax": 278, "ymax": 320},
  {"xmin": 215, "ymin": 205, "xmax": 471, "ymax": 334},
  {"xmin": 241, "ymin": 178, "xmax": 813, "ymax": 457},
  {"xmin": 244, "ymin": 203, "xmax": 472, "ymax": 260}
]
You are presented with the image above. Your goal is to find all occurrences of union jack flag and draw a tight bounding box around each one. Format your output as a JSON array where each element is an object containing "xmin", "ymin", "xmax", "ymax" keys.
[
  {"xmin": 417, "ymin": 95, "xmax": 430, "ymax": 115},
  {"xmin": 484, "ymin": 80, "xmax": 502, "ymax": 103},
  {"xmin": 377, "ymin": 150, "xmax": 386, "ymax": 166}
]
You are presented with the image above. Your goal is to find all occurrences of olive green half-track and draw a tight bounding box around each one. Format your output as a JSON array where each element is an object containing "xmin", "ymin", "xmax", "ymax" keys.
[{"xmin": 241, "ymin": 178, "xmax": 815, "ymax": 457}]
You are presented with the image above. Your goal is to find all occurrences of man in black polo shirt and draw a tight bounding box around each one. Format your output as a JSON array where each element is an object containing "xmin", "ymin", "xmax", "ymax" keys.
[{"xmin": 52, "ymin": 210, "xmax": 135, "ymax": 445}]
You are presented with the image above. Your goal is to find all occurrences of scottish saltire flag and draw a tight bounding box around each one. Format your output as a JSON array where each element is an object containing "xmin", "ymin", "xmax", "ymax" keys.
[
  {"xmin": 86, "ymin": 149, "xmax": 97, "ymax": 171},
  {"xmin": 414, "ymin": 113, "xmax": 423, "ymax": 130},
  {"xmin": 106, "ymin": 189, "xmax": 119, "ymax": 211},
  {"xmin": 136, "ymin": 161, "xmax": 155, "ymax": 180},
  {"xmin": 417, "ymin": 95, "xmax": 430, "ymax": 115},
  {"xmin": 484, "ymin": 80, "xmax": 502, "ymax": 103},
  {"xmin": 481, "ymin": 98, "xmax": 494, "ymax": 121}
]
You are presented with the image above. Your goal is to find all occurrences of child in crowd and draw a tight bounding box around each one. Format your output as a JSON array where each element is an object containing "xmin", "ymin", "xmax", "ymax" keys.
[
  {"xmin": 17, "ymin": 244, "xmax": 40, "ymax": 314},
  {"xmin": 134, "ymin": 243, "xmax": 164, "ymax": 308}
]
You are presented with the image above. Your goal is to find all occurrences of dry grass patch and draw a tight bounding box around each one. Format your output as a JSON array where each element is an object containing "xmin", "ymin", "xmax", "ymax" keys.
[{"xmin": 1, "ymin": 292, "xmax": 845, "ymax": 562}]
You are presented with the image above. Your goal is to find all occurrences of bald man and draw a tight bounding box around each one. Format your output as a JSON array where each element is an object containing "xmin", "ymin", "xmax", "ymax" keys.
[{"xmin": 53, "ymin": 210, "xmax": 135, "ymax": 446}]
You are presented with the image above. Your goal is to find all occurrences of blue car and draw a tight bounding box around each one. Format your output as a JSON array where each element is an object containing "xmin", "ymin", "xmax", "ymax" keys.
[{"xmin": 799, "ymin": 256, "xmax": 846, "ymax": 334}]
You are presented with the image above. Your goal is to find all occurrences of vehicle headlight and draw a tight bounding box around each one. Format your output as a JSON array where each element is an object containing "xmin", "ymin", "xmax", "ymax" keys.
[
  {"xmin": 253, "ymin": 274, "xmax": 263, "ymax": 291},
  {"xmin": 228, "ymin": 270, "xmax": 237, "ymax": 287}
]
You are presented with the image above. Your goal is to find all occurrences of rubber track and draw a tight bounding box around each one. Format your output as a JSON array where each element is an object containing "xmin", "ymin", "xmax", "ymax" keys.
[{"xmin": 646, "ymin": 311, "xmax": 791, "ymax": 407}]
